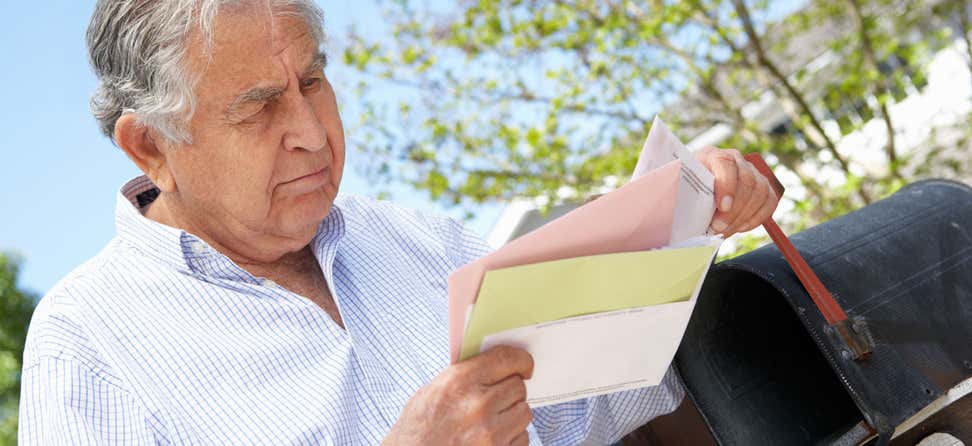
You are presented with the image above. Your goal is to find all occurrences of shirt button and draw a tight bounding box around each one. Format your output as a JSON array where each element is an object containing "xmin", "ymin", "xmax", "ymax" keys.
[
  {"xmin": 189, "ymin": 242, "xmax": 206, "ymax": 255},
  {"xmin": 260, "ymin": 278, "xmax": 278, "ymax": 288}
]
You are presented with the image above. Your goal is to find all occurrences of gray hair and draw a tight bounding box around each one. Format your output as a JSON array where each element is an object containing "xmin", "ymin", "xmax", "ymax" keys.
[{"xmin": 87, "ymin": 0, "xmax": 324, "ymax": 144}]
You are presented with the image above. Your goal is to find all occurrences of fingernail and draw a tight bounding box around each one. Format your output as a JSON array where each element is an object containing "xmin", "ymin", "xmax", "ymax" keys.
[
  {"xmin": 720, "ymin": 196, "xmax": 733, "ymax": 212},
  {"xmin": 711, "ymin": 219, "xmax": 728, "ymax": 232}
]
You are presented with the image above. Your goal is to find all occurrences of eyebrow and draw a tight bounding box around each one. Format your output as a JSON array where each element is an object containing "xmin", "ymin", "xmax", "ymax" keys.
[
  {"xmin": 224, "ymin": 51, "xmax": 328, "ymax": 121},
  {"xmin": 225, "ymin": 85, "xmax": 284, "ymax": 121},
  {"xmin": 300, "ymin": 51, "xmax": 328, "ymax": 78}
]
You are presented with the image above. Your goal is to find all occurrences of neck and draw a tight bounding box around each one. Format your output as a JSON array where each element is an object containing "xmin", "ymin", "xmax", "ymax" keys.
[{"xmin": 143, "ymin": 192, "xmax": 316, "ymax": 277}]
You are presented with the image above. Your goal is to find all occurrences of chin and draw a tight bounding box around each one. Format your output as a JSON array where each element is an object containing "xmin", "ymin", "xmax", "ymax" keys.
[{"xmin": 276, "ymin": 188, "xmax": 334, "ymax": 237}]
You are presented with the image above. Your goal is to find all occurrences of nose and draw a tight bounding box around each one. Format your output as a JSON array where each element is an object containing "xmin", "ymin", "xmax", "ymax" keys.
[{"xmin": 281, "ymin": 88, "xmax": 327, "ymax": 153}]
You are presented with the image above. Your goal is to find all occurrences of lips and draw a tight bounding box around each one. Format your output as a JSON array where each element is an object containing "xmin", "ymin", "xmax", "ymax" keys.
[
  {"xmin": 279, "ymin": 166, "xmax": 329, "ymax": 194},
  {"xmin": 288, "ymin": 167, "xmax": 327, "ymax": 184}
]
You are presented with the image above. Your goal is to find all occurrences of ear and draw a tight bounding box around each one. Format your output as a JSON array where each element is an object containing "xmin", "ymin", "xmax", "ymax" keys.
[{"xmin": 114, "ymin": 114, "xmax": 177, "ymax": 193}]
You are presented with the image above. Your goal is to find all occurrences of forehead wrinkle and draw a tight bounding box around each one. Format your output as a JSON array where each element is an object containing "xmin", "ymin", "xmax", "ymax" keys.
[{"xmin": 222, "ymin": 15, "xmax": 322, "ymax": 117}]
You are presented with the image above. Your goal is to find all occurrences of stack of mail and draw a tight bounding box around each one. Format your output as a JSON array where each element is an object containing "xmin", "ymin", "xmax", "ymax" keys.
[{"xmin": 448, "ymin": 117, "xmax": 723, "ymax": 407}]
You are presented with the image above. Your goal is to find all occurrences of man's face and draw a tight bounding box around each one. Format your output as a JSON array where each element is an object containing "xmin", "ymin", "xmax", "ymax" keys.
[{"xmin": 162, "ymin": 8, "xmax": 344, "ymax": 260}]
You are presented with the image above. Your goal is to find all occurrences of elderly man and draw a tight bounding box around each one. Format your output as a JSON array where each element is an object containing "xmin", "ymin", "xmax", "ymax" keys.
[{"xmin": 20, "ymin": 1, "xmax": 778, "ymax": 444}]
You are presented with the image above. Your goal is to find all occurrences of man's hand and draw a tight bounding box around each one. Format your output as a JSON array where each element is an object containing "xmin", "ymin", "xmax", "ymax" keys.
[
  {"xmin": 694, "ymin": 147, "xmax": 780, "ymax": 237},
  {"xmin": 383, "ymin": 346, "xmax": 535, "ymax": 446}
]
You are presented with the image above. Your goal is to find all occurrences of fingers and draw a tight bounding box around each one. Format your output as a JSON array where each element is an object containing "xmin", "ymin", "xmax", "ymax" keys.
[
  {"xmin": 725, "ymin": 172, "xmax": 768, "ymax": 234},
  {"xmin": 700, "ymin": 149, "xmax": 740, "ymax": 234},
  {"xmin": 495, "ymin": 400, "xmax": 532, "ymax": 445},
  {"xmin": 462, "ymin": 345, "xmax": 534, "ymax": 385},
  {"xmin": 699, "ymin": 148, "xmax": 782, "ymax": 236},
  {"xmin": 402, "ymin": 348, "xmax": 533, "ymax": 445},
  {"xmin": 486, "ymin": 374, "xmax": 528, "ymax": 412},
  {"xmin": 737, "ymin": 185, "xmax": 778, "ymax": 233}
]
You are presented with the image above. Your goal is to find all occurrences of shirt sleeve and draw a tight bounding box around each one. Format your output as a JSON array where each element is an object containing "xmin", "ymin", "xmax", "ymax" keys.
[
  {"xmin": 428, "ymin": 215, "xmax": 493, "ymax": 269},
  {"xmin": 531, "ymin": 367, "xmax": 685, "ymax": 445},
  {"xmin": 19, "ymin": 289, "xmax": 165, "ymax": 445},
  {"xmin": 431, "ymin": 215, "xmax": 687, "ymax": 444},
  {"xmin": 19, "ymin": 359, "xmax": 163, "ymax": 445}
]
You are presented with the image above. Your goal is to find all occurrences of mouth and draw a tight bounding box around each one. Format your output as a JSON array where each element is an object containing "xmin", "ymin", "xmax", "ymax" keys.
[
  {"xmin": 288, "ymin": 167, "xmax": 327, "ymax": 184},
  {"xmin": 279, "ymin": 166, "xmax": 330, "ymax": 194}
]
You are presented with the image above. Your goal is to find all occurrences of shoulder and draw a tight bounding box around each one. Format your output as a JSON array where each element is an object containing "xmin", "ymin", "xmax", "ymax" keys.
[
  {"xmin": 336, "ymin": 194, "xmax": 463, "ymax": 242},
  {"xmin": 23, "ymin": 239, "xmax": 150, "ymax": 371},
  {"xmin": 24, "ymin": 281, "xmax": 100, "ymax": 375},
  {"xmin": 335, "ymin": 194, "xmax": 492, "ymax": 267}
]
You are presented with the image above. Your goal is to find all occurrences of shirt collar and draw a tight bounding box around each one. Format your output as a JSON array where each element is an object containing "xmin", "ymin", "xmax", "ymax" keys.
[
  {"xmin": 115, "ymin": 175, "xmax": 348, "ymax": 280},
  {"xmin": 116, "ymin": 176, "xmax": 195, "ymax": 274},
  {"xmin": 311, "ymin": 201, "xmax": 347, "ymax": 286}
]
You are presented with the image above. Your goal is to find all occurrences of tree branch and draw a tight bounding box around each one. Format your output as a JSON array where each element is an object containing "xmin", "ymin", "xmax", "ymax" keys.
[
  {"xmin": 729, "ymin": 0, "xmax": 871, "ymax": 203},
  {"xmin": 359, "ymin": 70, "xmax": 648, "ymax": 123},
  {"xmin": 847, "ymin": 0, "xmax": 901, "ymax": 179},
  {"xmin": 959, "ymin": 0, "xmax": 972, "ymax": 79}
]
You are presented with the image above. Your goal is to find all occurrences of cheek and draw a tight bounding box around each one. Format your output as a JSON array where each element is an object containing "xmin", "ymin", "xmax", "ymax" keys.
[
  {"xmin": 319, "ymin": 92, "xmax": 346, "ymax": 188},
  {"xmin": 329, "ymin": 122, "xmax": 345, "ymax": 188},
  {"xmin": 184, "ymin": 135, "xmax": 279, "ymax": 219},
  {"xmin": 169, "ymin": 146, "xmax": 226, "ymax": 202},
  {"xmin": 224, "ymin": 146, "xmax": 279, "ymax": 213}
]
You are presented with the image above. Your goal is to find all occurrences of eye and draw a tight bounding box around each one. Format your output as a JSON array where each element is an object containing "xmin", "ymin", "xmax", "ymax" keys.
[
  {"xmin": 230, "ymin": 102, "xmax": 270, "ymax": 126},
  {"xmin": 243, "ymin": 103, "xmax": 268, "ymax": 121},
  {"xmin": 300, "ymin": 77, "xmax": 322, "ymax": 92}
]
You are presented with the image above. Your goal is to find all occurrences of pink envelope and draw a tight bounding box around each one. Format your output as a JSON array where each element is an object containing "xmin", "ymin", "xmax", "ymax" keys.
[{"xmin": 448, "ymin": 159, "xmax": 682, "ymax": 363}]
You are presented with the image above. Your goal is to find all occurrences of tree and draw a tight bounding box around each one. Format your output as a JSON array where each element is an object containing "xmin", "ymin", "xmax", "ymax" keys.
[
  {"xmin": 341, "ymin": 0, "xmax": 971, "ymax": 237},
  {"xmin": 0, "ymin": 254, "xmax": 36, "ymax": 445}
]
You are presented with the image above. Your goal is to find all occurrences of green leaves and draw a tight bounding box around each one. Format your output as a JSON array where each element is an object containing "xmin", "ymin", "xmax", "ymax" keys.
[
  {"xmin": 342, "ymin": 0, "xmax": 972, "ymax": 251},
  {"xmin": 0, "ymin": 253, "xmax": 36, "ymax": 445},
  {"xmin": 423, "ymin": 171, "xmax": 450, "ymax": 200}
]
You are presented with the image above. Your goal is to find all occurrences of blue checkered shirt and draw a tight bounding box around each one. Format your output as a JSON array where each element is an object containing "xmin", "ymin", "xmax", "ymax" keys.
[{"xmin": 20, "ymin": 176, "xmax": 683, "ymax": 445}]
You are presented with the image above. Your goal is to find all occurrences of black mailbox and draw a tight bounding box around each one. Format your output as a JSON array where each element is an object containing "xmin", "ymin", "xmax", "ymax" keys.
[{"xmin": 675, "ymin": 179, "xmax": 972, "ymax": 445}]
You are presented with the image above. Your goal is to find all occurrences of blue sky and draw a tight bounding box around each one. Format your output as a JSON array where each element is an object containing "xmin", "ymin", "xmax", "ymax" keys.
[{"xmin": 0, "ymin": 0, "xmax": 502, "ymax": 296}]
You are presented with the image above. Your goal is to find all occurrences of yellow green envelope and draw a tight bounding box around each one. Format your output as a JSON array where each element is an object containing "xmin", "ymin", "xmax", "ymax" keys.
[{"xmin": 459, "ymin": 244, "xmax": 717, "ymax": 361}]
